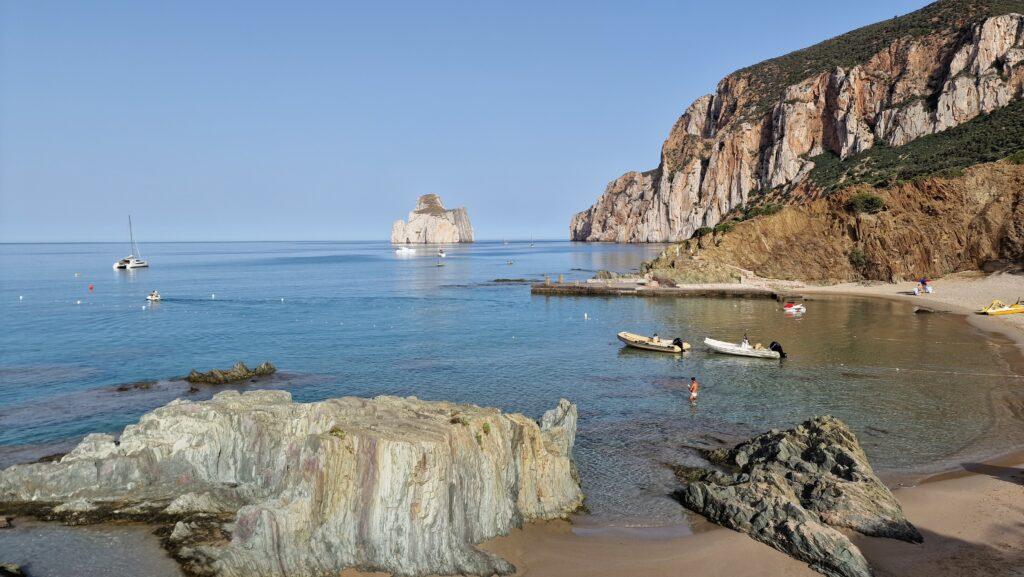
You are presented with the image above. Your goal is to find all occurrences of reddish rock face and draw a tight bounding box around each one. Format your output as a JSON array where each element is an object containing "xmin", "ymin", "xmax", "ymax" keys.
[{"xmin": 572, "ymin": 12, "xmax": 1024, "ymax": 243}]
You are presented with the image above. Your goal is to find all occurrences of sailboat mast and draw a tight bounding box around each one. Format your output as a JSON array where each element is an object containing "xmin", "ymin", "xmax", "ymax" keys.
[{"xmin": 129, "ymin": 215, "xmax": 141, "ymax": 258}]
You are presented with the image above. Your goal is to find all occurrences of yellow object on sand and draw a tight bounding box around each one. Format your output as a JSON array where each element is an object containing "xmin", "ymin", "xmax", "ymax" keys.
[
  {"xmin": 977, "ymin": 299, "xmax": 1024, "ymax": 315},
  {"xmin": 617, "ymin": 332, "xmax": 691, "ymax": 353}
]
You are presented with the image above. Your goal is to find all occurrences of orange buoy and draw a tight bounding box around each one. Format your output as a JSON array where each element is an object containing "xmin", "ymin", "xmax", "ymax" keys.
[{"xmin": 88, "ymin": 284, "xmax": 94, "ymax": 291}]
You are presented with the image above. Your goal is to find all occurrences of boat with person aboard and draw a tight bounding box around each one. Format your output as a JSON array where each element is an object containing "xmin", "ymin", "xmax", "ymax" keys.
[
  {"xmin": 704, "ymin": 337, "xmax": 785, "ymax": 359},
  {"xmin": 617, "ymin": 331, "xmax": 690, "ymax": 353}
]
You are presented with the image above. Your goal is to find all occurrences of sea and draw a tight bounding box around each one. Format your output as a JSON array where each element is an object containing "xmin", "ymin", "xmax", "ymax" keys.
[{"xmin": 2, "ymin": 240, "xmax": 1024, "ymax": 529}]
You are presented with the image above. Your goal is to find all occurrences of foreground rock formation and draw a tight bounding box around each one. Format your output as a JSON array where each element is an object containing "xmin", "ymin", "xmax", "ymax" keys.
[
  {"xmin": 391, "ymin": 194, "xmax": 474, "ymax": 244},
  {"xmin": 186, "ymin": 361, "xmax": 276, "ymax": 384},
  {"xmin": 0, "ymin": 391, "xmax": 583, "ymax": 577},
  {"xmin": 572, "ymin": 5, "xmax": 1024, "ymax": 242},
  {"xmin": 672, "ymin": 416, "xmax": 921, "ymax": 577},
  {"xmin": 644, "ymin": 161, "xmax": 1024, "ymax": 282}
]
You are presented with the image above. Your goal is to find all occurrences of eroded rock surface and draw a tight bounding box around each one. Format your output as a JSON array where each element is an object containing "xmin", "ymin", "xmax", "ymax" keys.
[
  {"xmin": 0, "ymin": 391, "xmax": 583, "ymax": 577},
  {"xmin": 572, "ymin": 10, "xmax": 1024, "ymax": 242},
  {"xmin": 672, "ymin": 416, "xmax": 921, "ymax": 577},
  {"xmin": 391, "ymin": 194, "xmax": 474, "ymax": 244},
  {"xmin": 186, "ymin": 361, "xmax": 276, "ymax": 384}
]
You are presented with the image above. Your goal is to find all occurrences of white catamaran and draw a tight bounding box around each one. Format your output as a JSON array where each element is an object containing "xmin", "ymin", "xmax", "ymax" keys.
[{"xmin": 113, "ymin": 215, "xmax": 149, "ymax": 270}]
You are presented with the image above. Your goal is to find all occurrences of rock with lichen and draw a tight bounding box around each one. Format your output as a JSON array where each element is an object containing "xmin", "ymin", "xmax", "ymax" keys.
[{"xmin": 185, "ymin": 361, "xmax": 275, "ymax": 384}]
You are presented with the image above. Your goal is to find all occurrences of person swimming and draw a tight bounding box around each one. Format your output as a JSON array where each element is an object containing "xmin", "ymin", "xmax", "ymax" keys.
[{"xmin": 689, "ymin": 377, "xmax": 699, "ymax": 403}]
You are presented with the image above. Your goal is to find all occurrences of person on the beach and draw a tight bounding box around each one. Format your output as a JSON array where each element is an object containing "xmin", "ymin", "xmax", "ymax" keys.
[
  {"xmin": 689, "ymin": 377, "xmax": 699, "ymax": 403},
  {"xmin": 652, "ymin": 332, "xmax": 659, "ymax": 342}
]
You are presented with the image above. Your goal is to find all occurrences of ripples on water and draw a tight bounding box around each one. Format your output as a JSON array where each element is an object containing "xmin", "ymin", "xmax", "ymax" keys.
[{"xmin": 1, "ymin": 241, "xmax": 1023, "ymax": 527}]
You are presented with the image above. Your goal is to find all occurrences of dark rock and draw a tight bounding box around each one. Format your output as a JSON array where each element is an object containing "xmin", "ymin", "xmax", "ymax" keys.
[
  {"xmin": 672, "ymin": 416, "xmax": 921, "ymax": 577},
  {"xmin": 0, "ymin": 564, "xmax": 24, "ymax": 577},
  {"xmin": 186, "ymin": 361, "xmax": 276, "ymax": 384},
  {"xmin": 0, "ymin": 516, "xmax": 10, "ymax": 528},
  {"xmin": 115, "ymin": 380, "xmax": 155, "ymax": 392}
]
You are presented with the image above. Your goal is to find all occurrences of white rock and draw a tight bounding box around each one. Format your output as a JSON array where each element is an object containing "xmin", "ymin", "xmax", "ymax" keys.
[
  {"xmin": 0, "ymin": 390, "xmax": 582, "ymax": 577},
  {"xmin": 391, "ymin": 194, "xmax": 474, "ymax": 244}
]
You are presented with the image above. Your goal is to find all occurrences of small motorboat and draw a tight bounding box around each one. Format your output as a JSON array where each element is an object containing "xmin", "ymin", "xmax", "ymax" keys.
[
  {"xmin": 783, "ymin": 302, "xmax": 806, "ymax": 314},
  {"xmin": 617, "ymin": 331, "xmax": 691, "ymax": 353},
  {"xmin": 704, "ymin": 337, "xmax": 785, "ymax": 359},
  {"xmin": 146, "ymin": 290, "xmax": 161, "ymax": 302},
  {"xmin": 395, "ymin": 246, "xmax": 416, "ymax": 255},
  {"xmin": 437, "ymin": 249, "xmax": 447, "ymax": 258},
  {"xmin": 977, "ymin": 299, "xmax": 1024, "ymax": 315}
]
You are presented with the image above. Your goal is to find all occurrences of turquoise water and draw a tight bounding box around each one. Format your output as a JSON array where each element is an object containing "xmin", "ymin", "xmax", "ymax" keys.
[{"xmin": 2, "ymin": 241, "xmax": 1023, "ymax": 526}]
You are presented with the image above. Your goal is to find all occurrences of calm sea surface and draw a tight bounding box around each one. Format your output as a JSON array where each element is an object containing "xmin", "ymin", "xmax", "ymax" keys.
[{"xmin": 2, "ymin": 240, "xmax": 1023, "ymax": 527}]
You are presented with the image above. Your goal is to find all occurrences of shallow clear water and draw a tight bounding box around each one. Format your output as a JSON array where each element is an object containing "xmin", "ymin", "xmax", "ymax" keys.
[{"xmin": 2, "ymin": 241, "xmax": 1023, "ymax": 527}]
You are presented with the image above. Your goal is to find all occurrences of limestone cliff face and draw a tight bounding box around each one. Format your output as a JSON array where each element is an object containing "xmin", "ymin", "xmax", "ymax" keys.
[
  {"xmin": 0, "ymin": 390, "xmax": 582, "ymax": 577},
  {"xmin": 572, "ymin": 9, "xmax": 1024, "ymax": 242},
  {"xmin": 392, "ymin": 194, "xmax": 474, "ymax": 243},
  {"xmin": 643, "ymin": 161, "xmax": 1024, "ymax": 282}
]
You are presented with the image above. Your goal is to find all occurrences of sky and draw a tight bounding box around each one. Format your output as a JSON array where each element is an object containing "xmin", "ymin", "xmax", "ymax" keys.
[{"xmin": 0, "ymin": 0, "xmax": 930, "ymax": 242}]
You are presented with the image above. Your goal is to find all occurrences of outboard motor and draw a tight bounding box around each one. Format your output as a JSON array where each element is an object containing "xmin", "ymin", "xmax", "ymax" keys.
[
  {"xmin": 769, "ymin": 341, "xmax": 787, "ymax": 358},
  {"xmin": 672, "ymin": 337, "xmax": 685, "ymax": 349}
]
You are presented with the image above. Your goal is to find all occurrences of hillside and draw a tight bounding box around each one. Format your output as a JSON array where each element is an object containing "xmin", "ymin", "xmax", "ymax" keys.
[{"xmin": 571, "ymin": 0, "xmax": 1024, "ymax": 244}]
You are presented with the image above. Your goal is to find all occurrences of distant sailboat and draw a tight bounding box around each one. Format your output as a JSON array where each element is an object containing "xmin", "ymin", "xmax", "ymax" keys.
[
  {"xmin": 530, "ymin": 235, "xmax": 535, "ymax": 248},
  {"xmin": 113, "ymin": 215, "xmax": 149, "ymax": 270}
]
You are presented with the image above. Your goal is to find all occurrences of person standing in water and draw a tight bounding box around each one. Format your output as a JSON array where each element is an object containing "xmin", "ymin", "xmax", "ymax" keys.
[{"xmin": 689, "ymin": 377, "xmax": 699, "ymax": 403}]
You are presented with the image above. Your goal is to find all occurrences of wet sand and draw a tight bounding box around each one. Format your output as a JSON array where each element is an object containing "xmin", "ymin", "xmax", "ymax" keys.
[{"xmin": 0, "ymin": 518, "xmax": 183, "ymax": 577}]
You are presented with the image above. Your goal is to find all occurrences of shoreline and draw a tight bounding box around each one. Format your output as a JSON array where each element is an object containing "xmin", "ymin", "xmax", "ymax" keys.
[
  {"xmin": 4, "ymin": 271, "xmax": 1022, "ymax": 577},
  {"xmin": 478, "ymin": 270, "xmax": 1024, "ymax": 576}
]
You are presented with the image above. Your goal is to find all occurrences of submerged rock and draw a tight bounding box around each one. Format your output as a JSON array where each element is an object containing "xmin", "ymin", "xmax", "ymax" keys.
[
  {"xmin": 0, "ymin": 390, "xmax": 582, "ymax": 577},
  {"xmin": 185, "ymin": 361, "xmax": 275, "ymax": 384},
  {"xmin": 672, "ymin": 416, "xmax": 921, "ymax": 577}
]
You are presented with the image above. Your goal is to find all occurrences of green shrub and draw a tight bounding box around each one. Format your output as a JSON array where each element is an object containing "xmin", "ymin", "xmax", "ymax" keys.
[
  {"xmin": 810, "ymin": 98, "xmax": 1024, "ymax": 191},
  {"xmin": 449, "ymin": 415, "xmax": 468, "ymax": 426},
  {"xmin": 694, "ymin": 227, "xmax": 713, "ymax": 238},
  {"xmin": 713, "ymin": 221, "xmax": 736, "ymax": 234},
  {"xmin": 848, "ymin": 248, "xmax": 870, "ymax": 270},
  {"xmin": 482, "ymin": 422, "xmax": 491, "ymax": 435},
  {"xmin": 845, "ymin": 193, "xmax": 886, "ymax": 214},
  {"xmin": 328, "ymin": 426, "xmax": 346, "ymax": 440}
]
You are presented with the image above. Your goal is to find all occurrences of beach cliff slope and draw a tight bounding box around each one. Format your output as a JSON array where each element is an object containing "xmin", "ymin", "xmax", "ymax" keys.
[{"xmin": 0, "ymin": 390, "xmax": 583, "ymax": 577}]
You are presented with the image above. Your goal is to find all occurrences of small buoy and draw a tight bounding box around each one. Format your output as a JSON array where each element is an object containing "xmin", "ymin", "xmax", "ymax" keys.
[
  {"xmin": 88, "ymin": 284, "xmax": 94, "ymax": 291},
  {"xmin": 280, "ymin": 298, "xmax": 284, "ymax": 302},
  {"xmin": 19, "ymin": 295, "xmax": 23, "ymax": 300},
  {"xmin": 584, "ymin": 312, "xmax": 589, "ymax": 320},
  {"xmin": 142, "ymin": 305, "xmax": 146, "ymax": 310},
  {"xmin": 76, "ymin": 300, "xmax": 82, "ymax": 305},
  {"xmin": 74, "ymin": 272, "xmax": 80, "ymax": 277},
  {"xmin": 211, "ymin": 293, "xmax": 216, "ymax": 299}
]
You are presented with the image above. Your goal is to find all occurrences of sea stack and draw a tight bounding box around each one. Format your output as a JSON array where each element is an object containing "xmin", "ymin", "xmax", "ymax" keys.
[{"xmin": 391, "ymin": 194, "xmax": 474, "ymax": 244}]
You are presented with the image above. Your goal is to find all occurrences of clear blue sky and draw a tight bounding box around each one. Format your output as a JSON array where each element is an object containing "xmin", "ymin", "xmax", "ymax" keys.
[{"xmin": 0, "ymin": 0, "xmax": 928, "ymax": 242}]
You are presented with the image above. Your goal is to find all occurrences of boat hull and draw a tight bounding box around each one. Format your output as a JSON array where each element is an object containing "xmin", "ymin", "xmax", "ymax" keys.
[
  {"xmin": 703, "ymin": 337, "xmax": 780, "ymax": 359},
  {"xmin": 617, "ymin": 332, "xmax": 686, "ymax": 353}
]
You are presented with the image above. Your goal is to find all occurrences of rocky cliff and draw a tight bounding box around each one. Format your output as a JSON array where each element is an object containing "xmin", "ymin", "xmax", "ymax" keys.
[
  {"xmin": 644, "ymin": 160, "xmax": 1024, "ymax": 282},
  {"xmin": 572, "ymin": 2, "xmax": 1024, "ymax": 242},
  {"xmin": 0, "ymin": 390, "xmax": 582, "ymax": 577},
  {"xmin": 392, "ymin": 194, "xmax": 474, "ymax": 244}
]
